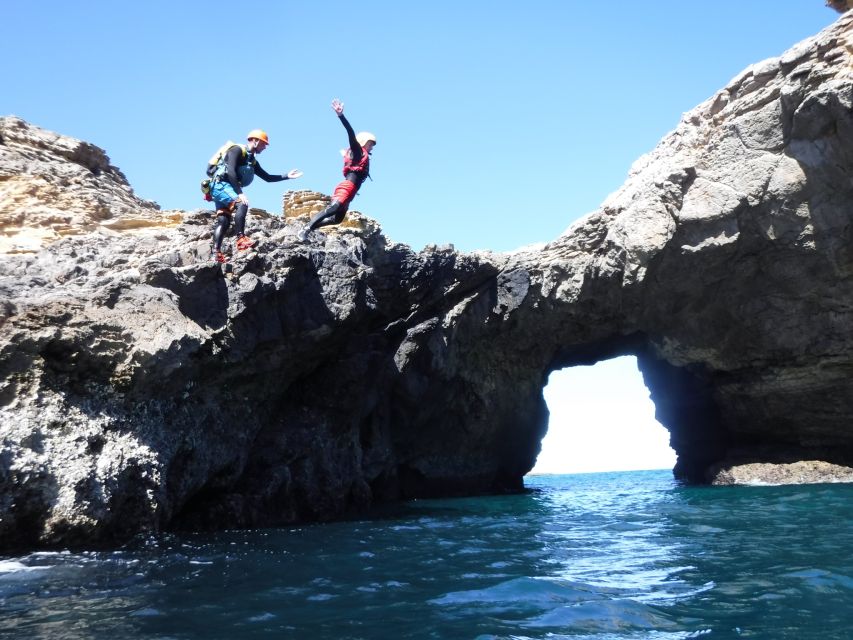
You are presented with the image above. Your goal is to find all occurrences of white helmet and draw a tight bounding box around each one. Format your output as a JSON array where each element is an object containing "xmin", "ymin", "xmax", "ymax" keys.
[{"xmin": 356, "ymin": 131, "xmax": 377, "ymax": 147}]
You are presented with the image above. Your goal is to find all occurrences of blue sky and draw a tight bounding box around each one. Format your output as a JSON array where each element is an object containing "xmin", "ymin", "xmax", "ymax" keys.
[{"xmin": 4, "ymin": 2, "xmax": 840, "ymax": 472}]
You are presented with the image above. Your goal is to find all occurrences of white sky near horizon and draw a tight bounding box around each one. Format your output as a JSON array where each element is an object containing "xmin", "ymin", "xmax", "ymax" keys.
[
  {"xmin": 531, "ymin": 356, "xmax": 676, "ymax": 475},
  {"xmin": 3, "ymin": 2, "xmax": 840, "ymax": 474}
]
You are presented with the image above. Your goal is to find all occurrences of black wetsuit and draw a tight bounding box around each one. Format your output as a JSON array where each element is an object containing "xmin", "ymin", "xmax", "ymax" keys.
[{"xmin": 213, "ymin": 146, "xmax": 291, "ymax": 251}]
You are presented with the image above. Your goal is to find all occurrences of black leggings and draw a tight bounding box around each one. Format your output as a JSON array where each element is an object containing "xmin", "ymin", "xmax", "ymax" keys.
[
  {"xmin": 213, "ymin": 202, "xmax": 249, "ymax": 250},
  {"xmin": 307, "ymin": 200, "xmax": 346, "ymax": 232}
]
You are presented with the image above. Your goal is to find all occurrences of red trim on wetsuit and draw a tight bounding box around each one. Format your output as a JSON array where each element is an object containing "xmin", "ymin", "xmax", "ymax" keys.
[{"xmin": 342, "ymin": 149, "xmax": 369, "ymax": 178}]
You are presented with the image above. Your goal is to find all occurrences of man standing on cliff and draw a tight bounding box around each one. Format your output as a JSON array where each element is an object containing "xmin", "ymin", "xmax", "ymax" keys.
[
  {"xmin": 209, "ymin": 130, "xmax": 303, "ymax": 263},
  {"xmin": 298, "ymin": 99, "xmax": 376, "ymax": 240}
]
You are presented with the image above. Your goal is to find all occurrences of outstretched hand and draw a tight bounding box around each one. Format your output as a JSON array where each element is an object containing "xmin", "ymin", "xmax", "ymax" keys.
[
  {"xmin": 331, "ymin": 98, "xmax": 344, "ymax": 116},
  {"xmin": 287, "ymin": 169, "xmax": 303, "ymax": 179}
]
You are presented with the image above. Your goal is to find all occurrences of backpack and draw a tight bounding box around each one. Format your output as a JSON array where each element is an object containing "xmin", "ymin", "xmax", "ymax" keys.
[
  {"xmin": 200, "ymin": 141, "xmax": 248, "ymax": 201},
  {"xmin": 206, "ymin": 141, "xmax": 246, "ymax": 177}
]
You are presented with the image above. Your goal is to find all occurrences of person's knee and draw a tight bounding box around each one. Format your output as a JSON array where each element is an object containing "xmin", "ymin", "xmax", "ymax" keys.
[{"xmin": 334, "ymin": 199, "xmax": 350, "ymax": 220}]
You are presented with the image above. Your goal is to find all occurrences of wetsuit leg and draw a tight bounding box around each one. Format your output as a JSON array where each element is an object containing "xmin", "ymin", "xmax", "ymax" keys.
[
  {"xmin": 307, "ymin": 200, "xmax": 347, "ymax": 231},
  {"xmin": 306, "ymin": 179, "xmax": 357, "ymax": 232},
  {"xmin": 210, "ymin": 179, "xmax": 239, "ymax": 251},
  {"xmin": 233, "ymin": 202, "xmax": 249, "ymax": 236},
  {"xmin": 212, "ymin": 214, "xmax": 231, "ymax": 251}
]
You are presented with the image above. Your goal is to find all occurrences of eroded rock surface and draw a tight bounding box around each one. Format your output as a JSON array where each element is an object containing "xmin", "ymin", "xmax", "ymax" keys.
[
  {"xmin": 710, "ymin": 459, "xmax": 853, "ymax": 485},
  {"xmin": 3, "ymin": 15, "xmax": 853, "ymax": 551},
  {"xmin": 0, "ymin": 116, "xmax": 178, "ymax": 253}
]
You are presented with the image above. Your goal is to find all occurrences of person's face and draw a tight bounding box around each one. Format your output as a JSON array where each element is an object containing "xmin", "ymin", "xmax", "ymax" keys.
[
  {"xmin": 252, "ymin": 139, "xmax": 268, "ymax": 154},
  {"xmin": 364, "ymin": 140, "xmax": 375, "ymax": 154}
]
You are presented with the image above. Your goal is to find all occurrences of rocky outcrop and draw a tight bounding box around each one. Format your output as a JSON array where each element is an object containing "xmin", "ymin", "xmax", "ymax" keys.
[
  {"xmin": 0, "ymin": 116, "xmax": 178, "ymax": 253},
  {"xmin": 710, "ymin": 459, "xmax": 853, "ymax": 485},
  {"xmin": 828, "ymin": 0, "xmax": 853, "ymax": 15},
  {"xmin": 3, "ymin": 15, "xmax": 853, "ymax": 551}
]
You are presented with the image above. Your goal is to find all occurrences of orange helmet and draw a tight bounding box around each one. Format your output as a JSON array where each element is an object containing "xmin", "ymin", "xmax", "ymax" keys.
[{"xmin": 247, "ymin": 129, "xmax": 270, "ymax": 145}]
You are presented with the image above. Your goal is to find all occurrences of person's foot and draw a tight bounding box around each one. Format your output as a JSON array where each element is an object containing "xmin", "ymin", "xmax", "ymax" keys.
[
  {"xmin": 297, "ymin": 226, "xmax": 310, "ymax": 242},
  {"xmin": 211, "ymin": 250, "xmax": 227, "ymax": 263},
  {"xmin": 235, "ymin": 235, "xmax": 255, "ymax": 251}
]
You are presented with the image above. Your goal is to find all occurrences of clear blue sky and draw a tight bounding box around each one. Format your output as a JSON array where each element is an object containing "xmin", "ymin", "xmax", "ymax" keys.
[{"xmin": 4, "ymin": 2, "xmax": 840, "ymax": 472}]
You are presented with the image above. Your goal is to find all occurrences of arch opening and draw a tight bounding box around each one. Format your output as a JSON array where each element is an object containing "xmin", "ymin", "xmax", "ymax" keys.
[{"xmin": 529, "ymin": 356, "xmax": 677, "ymax": 476}]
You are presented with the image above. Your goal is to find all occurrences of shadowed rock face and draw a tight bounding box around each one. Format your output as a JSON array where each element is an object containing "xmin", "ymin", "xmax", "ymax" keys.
[{"xmin": 3, "ymin": 16, "xmax": 853, "ymax": 551}]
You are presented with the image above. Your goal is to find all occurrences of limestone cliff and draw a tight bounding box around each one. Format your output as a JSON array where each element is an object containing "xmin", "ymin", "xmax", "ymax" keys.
[
  {"xmin": 0, "ymin": 116, "xmax": 178, "ymax": 253},
  {"xmin": 3, "ymin": 15, "xmax": 853, "ymax": 551}
]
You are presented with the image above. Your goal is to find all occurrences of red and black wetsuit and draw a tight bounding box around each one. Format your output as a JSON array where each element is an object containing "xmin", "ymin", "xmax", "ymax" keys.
[{"xmin": 307, "ymin": 114, "xmax": 370, "ymax": 232}]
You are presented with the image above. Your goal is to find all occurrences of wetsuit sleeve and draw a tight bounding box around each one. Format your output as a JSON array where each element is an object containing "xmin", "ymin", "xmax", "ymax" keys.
[
  {"xmin": 223, "ymin": 145, "xmax": 244, "ymax": 194},
  {"xmin": 254, "ymin": 162, "xmax": 289, "ymax": 182},
  {"xmin": 339, "ymin": 114, "xmax": 363, "ymax": 163}
]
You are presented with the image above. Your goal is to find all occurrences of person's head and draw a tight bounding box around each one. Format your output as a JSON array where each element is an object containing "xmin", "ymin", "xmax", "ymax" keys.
[
  {"xmin": 247, "ymin": 129, "xmax": 270, "ymax": 153},
  {"xmin": 356, "ymin": 132, "xmax": 376, "ymax": 154}
]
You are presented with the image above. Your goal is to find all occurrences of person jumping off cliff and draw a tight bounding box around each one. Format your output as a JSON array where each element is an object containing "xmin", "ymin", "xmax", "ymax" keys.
[
  {"xmin": 298, "ymin": 99, "xmax": 375, "ymax": 241},
  {"xmin": 209, "ymin": 130, "xmax": 302, "ymax": 263}
]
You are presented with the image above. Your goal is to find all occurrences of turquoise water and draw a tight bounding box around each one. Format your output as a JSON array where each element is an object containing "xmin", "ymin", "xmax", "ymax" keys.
[{"xmin": 1, "ymin": 470, "xmax": 851, "ymax": 639}]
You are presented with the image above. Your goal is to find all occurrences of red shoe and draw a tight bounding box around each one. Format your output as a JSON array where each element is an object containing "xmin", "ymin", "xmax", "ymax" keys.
[
  {"xmin": 211, "ymin": 250, "xmax": 227, "ymax": 263},
  {"xmin": 236, "ymin": 235, "xmax": 255, "ymax": 252}
]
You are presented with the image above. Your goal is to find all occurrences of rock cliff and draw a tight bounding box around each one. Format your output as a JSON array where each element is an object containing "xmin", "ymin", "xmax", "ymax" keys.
[
  {"xmin": 0, "ymin": 116, "xmax": 176, "ymax": 254},
  {"xmin": 3, "ymin": 15, "xmax": 853, "ymax": 551}
]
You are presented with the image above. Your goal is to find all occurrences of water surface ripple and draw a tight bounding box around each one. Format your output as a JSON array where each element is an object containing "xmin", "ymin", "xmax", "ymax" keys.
[{"xmin": 1, "ymin": 470, "xmax": 851, "ymax": 639}]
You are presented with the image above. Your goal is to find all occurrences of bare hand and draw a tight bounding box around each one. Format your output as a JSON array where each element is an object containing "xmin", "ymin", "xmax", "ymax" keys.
[
  {"xmin": 237, "ymin": 193, "xmax": 249, "ymax": 206},
  {"xmin": 331, "ymin": 98, "xmax": 344, "ymax": 116}
]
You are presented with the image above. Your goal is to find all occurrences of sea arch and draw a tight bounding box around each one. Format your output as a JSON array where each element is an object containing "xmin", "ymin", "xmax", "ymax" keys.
[{"xmin": 533, "ymin": 356, "xmax": 676, "ymax": 475}]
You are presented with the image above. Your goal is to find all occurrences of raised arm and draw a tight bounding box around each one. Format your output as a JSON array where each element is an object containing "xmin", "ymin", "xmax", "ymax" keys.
[{"xmin": 332, "ymin": 98, "xmax": 362, "ymax": 162}]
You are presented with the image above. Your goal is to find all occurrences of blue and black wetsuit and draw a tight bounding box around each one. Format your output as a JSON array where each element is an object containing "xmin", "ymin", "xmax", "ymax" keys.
[{"xmin": 212, "ymin": 145, "xmax": 291, "ymax": 252}]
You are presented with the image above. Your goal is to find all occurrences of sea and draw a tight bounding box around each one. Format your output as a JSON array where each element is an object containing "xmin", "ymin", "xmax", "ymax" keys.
[{"xmin": 1, "ymin": 469, "xmax": 851, "ymax": 639}]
